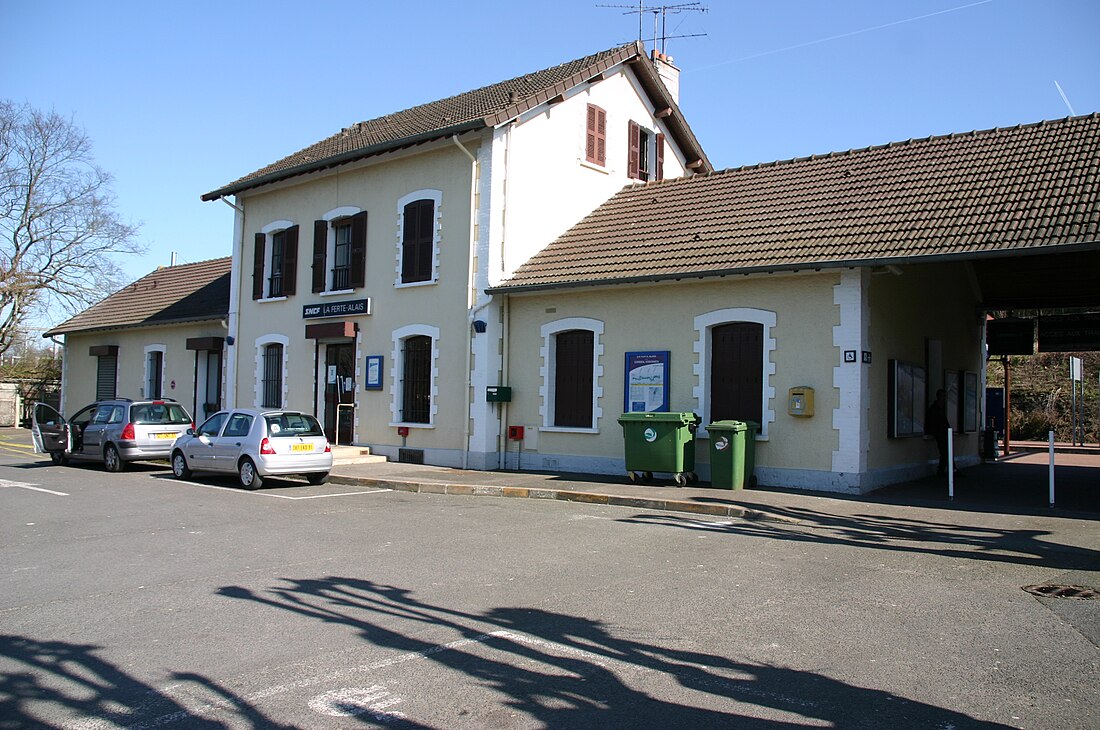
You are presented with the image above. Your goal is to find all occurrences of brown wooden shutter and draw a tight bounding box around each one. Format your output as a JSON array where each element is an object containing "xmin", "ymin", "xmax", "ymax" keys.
[
  {"xmin": 586, "ymin": 105, "xmax": 607, "ymax": 166},
  {"xmin": 252, "ymin": 233, "xmax": 265, "ymax": 300},
  {"xmin": 627, "ymin": 121, "xmax": 640, "ymax": 179},
  {"xmin": 595, "ymin": 107, "xmax": 606, "ymax": 165},
  {"xmin": 585, "ymin": 105, "xmax": 597, "ymax": 163},
  {"xmin": 350, "ymin": 211, "xmax": 368, "ymax": 288},
  {"xmin": 710, "ymin": 322, "xmax": 764, "ymax": 423},
  {"xmin": 656, "ymin": 133, "xmax": 665, "ymax": 181},
  {"xmin": 282, "ymin": 225, "xmax": 299, "ymax": 295},
  {"xmin": 312, "ymin": 220, "xmax": 328, "ymax": 293},
  {"xmin": 554, "ymin": 330, "xmax": 594, "ymax": 428}
]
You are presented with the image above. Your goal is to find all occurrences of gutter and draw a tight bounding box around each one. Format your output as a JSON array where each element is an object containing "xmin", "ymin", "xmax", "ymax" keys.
[{"xmin": 487, "ymin": 240, "xmax": 1100, "ymax": 295}]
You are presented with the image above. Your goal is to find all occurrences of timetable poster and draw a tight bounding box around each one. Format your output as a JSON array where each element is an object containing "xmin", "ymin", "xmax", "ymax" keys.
[{"xmin": 624, "ymin": 351, "xmax": 670, "ymax": 413}]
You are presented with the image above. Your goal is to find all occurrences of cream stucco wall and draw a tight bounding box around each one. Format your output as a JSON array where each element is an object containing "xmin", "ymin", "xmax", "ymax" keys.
[
  {"xmin": 61, "ymin": 322, "xmax": 226, "ymax": 419},
  {"xmin": 502, "ymin": 273, "xmax": 843, "ymax": 484},
  {"xmin": 232, "ymin": 143, "xmax": 476, "ymax": 457}
]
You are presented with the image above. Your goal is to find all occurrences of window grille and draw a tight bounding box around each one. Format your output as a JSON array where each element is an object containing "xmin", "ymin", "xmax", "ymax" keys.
[
  {"xmin": 262, "ymin": 344, "xmax": 283, "ymax": 408},
  {"xmin": 401, "ymin": 335, "xmax": 431, "ymax": 423}
]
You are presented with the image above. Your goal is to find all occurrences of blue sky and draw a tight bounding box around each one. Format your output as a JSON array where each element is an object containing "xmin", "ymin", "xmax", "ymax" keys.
[{"xmin": 3, "ymin": 0, "xmax": 1098, "ymax": 321}]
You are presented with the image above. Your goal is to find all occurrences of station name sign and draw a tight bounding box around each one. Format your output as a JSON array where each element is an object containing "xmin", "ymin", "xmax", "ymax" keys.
[{"xmin": 302, "ymin": 298, "xmax": 371, "ymax": 320}]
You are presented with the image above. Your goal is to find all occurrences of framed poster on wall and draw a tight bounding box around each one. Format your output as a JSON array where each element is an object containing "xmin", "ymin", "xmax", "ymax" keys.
[
  {"xmin": 364, "ymin": 355, "xmax": 383, "ymax": 390},
  {"xmin": 623, "ymin": 351, "xmax": 670, "ymax": 413},
  {"xmin": 962, "ymin": 371, "xmax": 978, "ymax": 432},
  {"xmin": 888, "ymin": 359, "xmax": 927, "ymax": 438}
]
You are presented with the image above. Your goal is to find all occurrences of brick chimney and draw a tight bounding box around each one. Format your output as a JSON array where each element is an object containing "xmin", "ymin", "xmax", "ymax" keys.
[{"xmin": 652, "ymin": 50, "xmax": 680, "ymax": 105}]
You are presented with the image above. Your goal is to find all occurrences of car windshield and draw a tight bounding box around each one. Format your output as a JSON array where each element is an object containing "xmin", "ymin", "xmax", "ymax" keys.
[
  {"xmin": 265, "ymin": 413, "xmax": 324, "ymax": 438},
  {"xmin": 130, "ymin": 403, "xmax": 191, "ymax": 425}
]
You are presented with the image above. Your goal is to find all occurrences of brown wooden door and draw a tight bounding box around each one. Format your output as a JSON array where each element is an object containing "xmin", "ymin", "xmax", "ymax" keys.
[{"xmin": 710, "ymin": 322, "xmax": 763, "ymax": 423}]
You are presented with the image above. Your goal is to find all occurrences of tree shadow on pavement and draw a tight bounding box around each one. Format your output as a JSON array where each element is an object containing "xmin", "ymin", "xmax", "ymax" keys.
[
  {"xmin": 0, "ymin": 634, "xmax": 293, "ymax": 729},
  {"xmin": 620, "ymin": 507, "xmax": 1100, "ymax": 571},
  {"xmin": 217, "ymin": 575, "xmax": 1011, "ymax": 729}
]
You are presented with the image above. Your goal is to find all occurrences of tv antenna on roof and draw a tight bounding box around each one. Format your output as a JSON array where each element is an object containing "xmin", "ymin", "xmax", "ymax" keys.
[{"xmin": 598, "ymin": 1, "xmax": 708, "ymax": 55}]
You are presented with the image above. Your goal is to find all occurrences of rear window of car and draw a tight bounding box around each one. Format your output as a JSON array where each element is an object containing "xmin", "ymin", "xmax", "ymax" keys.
[
  {"xmin": 265, "ymin": 413, "xmax": 324, "ymax": 438},
  {"xmin": 130, "ymin": 403, "xmax": 191, "ymax": 425}
]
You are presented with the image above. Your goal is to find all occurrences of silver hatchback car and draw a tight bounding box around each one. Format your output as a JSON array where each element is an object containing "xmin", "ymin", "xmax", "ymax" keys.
[
  {"xmin": 32, "ymin": 399, "xmax": 194, "ymax": 472},
  {"xmin": 171, "ymin": 408, "xmax": 332, "ymax": 489}
]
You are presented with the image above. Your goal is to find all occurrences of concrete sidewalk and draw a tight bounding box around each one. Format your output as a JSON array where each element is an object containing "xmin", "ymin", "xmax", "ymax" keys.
[{"xmin": 329, "ymin": 451, "xmax": 1100, "ymax": 530}]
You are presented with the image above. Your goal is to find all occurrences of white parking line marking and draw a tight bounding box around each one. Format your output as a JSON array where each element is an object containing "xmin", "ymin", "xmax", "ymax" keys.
[
  {"xmin": 0, "ymin": 479, "xmax": 68, "ymax": 496},
  {"xmin": 308, "ymin": 685, "xmax": 406, "ymax": 719},
  {"xmin": 163, "ymin": 479, "xmax": 389, "ymax": 500}
]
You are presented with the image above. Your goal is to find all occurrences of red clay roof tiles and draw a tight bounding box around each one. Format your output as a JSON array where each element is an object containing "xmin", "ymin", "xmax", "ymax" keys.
[
  {"xmin": 45, "ymin": 257, "xmax": 231, "ymax": 337},
  {"xmin": 202, "ymin": 42, "xmax": 710, "ymax": 201},
  {"xmin": 495, "ymin": 114, "xmax": 1100, "ymax": 291}
]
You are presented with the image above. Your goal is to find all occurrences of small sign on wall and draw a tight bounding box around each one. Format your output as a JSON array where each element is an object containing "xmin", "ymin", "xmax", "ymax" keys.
[{"xmin": 364, "ymin": 355, "xmax": 383, "ymax": 390}]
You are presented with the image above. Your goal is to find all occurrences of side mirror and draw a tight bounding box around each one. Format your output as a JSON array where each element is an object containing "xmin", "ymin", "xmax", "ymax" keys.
[{"xmin": 186, "ymin": 428, "xmax": 196, "ymax": 436}]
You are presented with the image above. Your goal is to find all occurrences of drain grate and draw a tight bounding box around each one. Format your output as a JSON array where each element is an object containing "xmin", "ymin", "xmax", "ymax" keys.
[{"xmin": 1023, "ymin": 584, "xmax": 1100, "ymax": 600}]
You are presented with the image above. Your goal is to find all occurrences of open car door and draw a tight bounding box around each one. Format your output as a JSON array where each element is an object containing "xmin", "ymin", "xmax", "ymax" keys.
[{"xmin": 31, "ymin": 402, "xmax": 70, "ymax": 458}]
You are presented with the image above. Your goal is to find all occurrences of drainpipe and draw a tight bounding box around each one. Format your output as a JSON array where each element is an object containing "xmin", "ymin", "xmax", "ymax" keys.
[
  {"xmin": 222, "ymin": 196, "xmax": 244, "ymax": 409},
  {"xmin": 498, "ymin": 293, "xmax": 511, "ymax": 469},
  {"xmin": 453, "ymin": 134, "xmax": 479, "ymax": 470}
]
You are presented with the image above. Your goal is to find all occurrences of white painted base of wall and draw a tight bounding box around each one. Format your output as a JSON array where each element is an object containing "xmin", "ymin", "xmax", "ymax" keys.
[{"xmin": 366, "ymin": 445, "xmax": 982, "ymax": 498}]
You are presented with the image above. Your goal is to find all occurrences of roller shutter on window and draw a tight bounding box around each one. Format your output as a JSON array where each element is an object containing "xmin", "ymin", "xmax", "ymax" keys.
[{"xmin": 96, "ymin": 355, "xmax": 117, "ymax": 400}]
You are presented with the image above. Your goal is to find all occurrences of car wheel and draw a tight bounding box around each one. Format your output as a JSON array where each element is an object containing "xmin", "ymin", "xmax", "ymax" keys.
[
  {"xmin": 171, "ymin": 451, "xmax": 192, "ymax": 479},
  {"xmin": 49, "ymin": 451, "xmax": 68, "ymax": 466},
  {"xmin": 238, "ymin": 458, "xmax": 263, "ymax": 490},
  {"xmin": 104, "ymin": 444, "xmax": 125, "ymax": 473},
  {"xmin": 306, "ymin": 472, "xmax": 329, "ymax": 485}
]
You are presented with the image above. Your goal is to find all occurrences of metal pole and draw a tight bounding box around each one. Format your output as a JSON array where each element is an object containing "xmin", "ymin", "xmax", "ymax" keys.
[
  {"xmin": 1048, "ymin": 430, "xmax": 1056, "ymax": 507},
  {"xmin": 1002, "ymin": 356, "xmax": 1011, "ymax": 456},
  {"xmin": 947, "ymin": 427, "xmax": 954, "ymax": 499},
  {"xmin": 1071, "ymin": 359, "xmax": 1078, "ymax": 446}
]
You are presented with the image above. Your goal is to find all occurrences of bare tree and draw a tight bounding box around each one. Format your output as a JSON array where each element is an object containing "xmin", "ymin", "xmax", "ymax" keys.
[{"xmin": 0, "ymin": 100, "xmax": 144, "ymax": 356}]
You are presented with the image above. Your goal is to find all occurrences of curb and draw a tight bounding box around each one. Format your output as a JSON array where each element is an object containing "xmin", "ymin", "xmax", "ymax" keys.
[{"xmin": 330, "ymin": 475, "xmax": 799, "ymax": 524}]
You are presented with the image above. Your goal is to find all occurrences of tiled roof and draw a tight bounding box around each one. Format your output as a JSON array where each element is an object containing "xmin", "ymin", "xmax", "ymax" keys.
[
  {"xmin": 494, "ymin": 114, "xmax": 1100, "ymax": 292},
  {"xmin": 45, "ymin": 257, "xmax": 231, "ymax": 337},
  {"xmin": 202, "ymin": 42, "xmax": 710, "ymax": 201}
]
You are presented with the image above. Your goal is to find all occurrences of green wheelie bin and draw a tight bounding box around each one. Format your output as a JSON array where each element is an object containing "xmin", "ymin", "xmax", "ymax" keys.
[
  {"xmin": 707, "ymin": 420, "xmax": 759, "ymax": 489},
  {"xmin": 618, "ymin": 412, "xmax": 701, "ymax": 486}
]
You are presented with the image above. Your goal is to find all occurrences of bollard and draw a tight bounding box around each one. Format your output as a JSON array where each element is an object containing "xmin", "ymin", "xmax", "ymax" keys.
[
  {"xmin": 947, "ymin": 427, "xmax": 954, "ymax": 499},
  {"xmin": 1048, "ymin": 430, "xmax": 1055, "ymax": 507}
]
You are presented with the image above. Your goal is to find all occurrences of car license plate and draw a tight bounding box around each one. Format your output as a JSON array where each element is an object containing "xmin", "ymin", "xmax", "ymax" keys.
[
  {"xmin": 154, "ymin": 432, "xmax": 177, "ymax": 439},
  {"xmin": 290, "ymin": 444, "xmax": 313, "ymax": 452}
]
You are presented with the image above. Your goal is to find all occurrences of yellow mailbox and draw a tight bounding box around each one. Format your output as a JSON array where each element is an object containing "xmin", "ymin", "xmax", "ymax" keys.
[{"xmin": 788, "ymin": 387, "xmax": 814, "ymax": 417}]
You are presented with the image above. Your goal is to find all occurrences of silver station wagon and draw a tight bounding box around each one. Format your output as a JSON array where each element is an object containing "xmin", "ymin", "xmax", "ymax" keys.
[
  {"xmin": 171, "ymin": 408, "xmax": 332, "ymax": 489},
  {"xmin": 32, "ymin": 399, "xmax": 194, "ymax": 471}
]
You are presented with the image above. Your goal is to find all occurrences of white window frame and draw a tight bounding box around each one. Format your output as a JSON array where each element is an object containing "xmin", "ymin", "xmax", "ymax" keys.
[
  {"xmin": 395, "ymin": 189, "xmax": 442, "ymax": 288},
  {"xmin": 321, "ymin": 206, "xmax": 361, "ymax": 295},
  {"xmin": 389, "ymin": 324, "xmax": 440, "ymax": 428},
  {"xmin": 258, "ymin": 220, "xmax": 294, "ymax": 301},
  {"xmin": 539, "ymin": 317, "xmax": 604, "ymax": 433},
  {"xmin": 143, "ymin": 343, "xmax": 166, "ymax": 399},
  {"xmin": 254, "ymin": 334, "xmax": 289, "ymax": 409},
  {"xmin": 693, "ymin": 308, "xmax": 777, "ymax": 439}
]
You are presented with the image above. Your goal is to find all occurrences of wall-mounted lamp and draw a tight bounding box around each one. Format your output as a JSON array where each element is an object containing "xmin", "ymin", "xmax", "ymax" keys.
[{"xmin": 472, "ymin": 320, "xmax": 487, "ymax": 333}]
